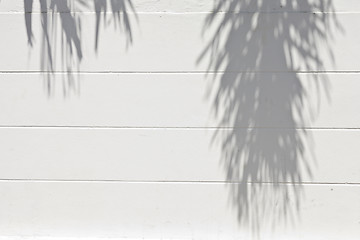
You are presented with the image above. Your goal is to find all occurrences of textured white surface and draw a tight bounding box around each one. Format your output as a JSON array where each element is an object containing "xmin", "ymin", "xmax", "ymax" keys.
[
  {"xmin": 0, "ymin": 182, "xmax": 359, "ymax": 240},
  {"xmin": 0, "ymin": 73, "xmax": 358, "ymax": 127},
  {"xmin": 0, "ymin": 0, "xmax": 359, "ymax": 239},
  {"xmin": 0, "ymin": 128, "xmax": 359, "ymax": 183},
  {"xmin": 0, "ymin": 13, "xmax": 358, "ymax": 72}
]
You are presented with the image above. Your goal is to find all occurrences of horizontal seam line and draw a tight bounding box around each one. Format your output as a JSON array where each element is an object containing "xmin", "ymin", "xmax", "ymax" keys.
[
  {"xmin": 0, "ymin": 179, "xmax": 358, "ymax": 185},
  {"xmin": 0, "ymin": 11, "xmax": 356, "ymax": 14},
  {"xmin": 0, "ymin": 126, "xmax": 359, "ymax": 130},
  {"xmin": 1, "ymin": 71, "xmax": 360, "ymax": 74}
]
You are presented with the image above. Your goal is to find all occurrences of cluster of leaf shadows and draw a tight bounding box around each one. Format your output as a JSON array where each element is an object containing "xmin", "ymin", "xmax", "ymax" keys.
[
  {"xmin": 23, "ymin": 0, "xmax": 136, "ymax": 96},
  {"xmin": 199, "ymin": 0, "xmax": 341, "ymax": 234},
  {"xmin": 16, "ymin": 0, "xmax": 343, "ymax": 235}
]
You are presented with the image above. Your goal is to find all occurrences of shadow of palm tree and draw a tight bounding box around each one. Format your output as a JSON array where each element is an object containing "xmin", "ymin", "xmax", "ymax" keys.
[
  {"xmin": 199, "ymin": 0, "xmax": 342, "ymax": 234},
  {"xmin": 23, "ymin": 0, "xmax": 137, "ymax": 96},
  {"xmin": 93, "ymin": 0, "xmax": 137, "ymax": 51}
]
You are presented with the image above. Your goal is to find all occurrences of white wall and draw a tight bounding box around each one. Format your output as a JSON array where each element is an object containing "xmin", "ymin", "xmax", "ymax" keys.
[{"xmin": 0, "ymin": 0, "xmax": 359, "ymax": 239}]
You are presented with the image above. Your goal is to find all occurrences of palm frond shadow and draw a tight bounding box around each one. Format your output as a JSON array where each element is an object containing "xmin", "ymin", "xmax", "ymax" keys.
[
  {"xmin": 24, "ymin": 0, "xmax": 137, "ymax": 96},
  {"xmin": 199, "ymin": 0, "xmax": 342, "ymax": 234}
]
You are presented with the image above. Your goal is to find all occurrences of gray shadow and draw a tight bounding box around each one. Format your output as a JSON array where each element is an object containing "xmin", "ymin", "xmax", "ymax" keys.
[
  {"xmin": 23, "ymin": 0, "xmax": 137, "ymax": 96},
  {"xmin": 94, "ymin": 0, "xmax": 137, "ymax": 51},
  {"xmin": 198, "ymin": 0, "xmax": 342, "ymax": 235}
]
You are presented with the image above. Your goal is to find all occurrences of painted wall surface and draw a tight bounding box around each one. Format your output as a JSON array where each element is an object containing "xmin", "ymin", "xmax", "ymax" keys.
[{"xmin": 0, "ymin": 0, "xmax": 359, "ymax": 239}]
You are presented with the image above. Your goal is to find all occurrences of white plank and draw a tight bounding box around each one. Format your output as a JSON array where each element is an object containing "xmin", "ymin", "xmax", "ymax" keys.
[
  {"xmin": 0, "ymin": 13, "xmax": 358, "ymax": 72},
  {"xmin": 0, "ymin": 182, "xmax": 358, "ymax": 239},
  {"xmin": 1, "ymin": 0, "xmax": 360, "ymax": 13},
  {"xmin": 0, "ymin": 128, "xmax": 359, "ymax": 183},
  {"xmin": 0, "ymin": 73, "xmax": 359, "ymax": 128}
]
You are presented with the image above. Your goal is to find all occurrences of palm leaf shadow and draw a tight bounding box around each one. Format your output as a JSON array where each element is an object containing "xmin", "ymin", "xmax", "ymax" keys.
[
  {"xmin": 199, "ymin": 0, "xmax": 342, "ymax": 234},
  {"xmin": 24, "ymin": 0, "xmax": 137, "ymax": 96}
]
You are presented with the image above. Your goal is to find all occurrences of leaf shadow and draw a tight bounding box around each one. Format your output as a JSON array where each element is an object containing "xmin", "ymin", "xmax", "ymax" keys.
[
  {"xmin": 24, "ymin": 0, "xmax": 137, "ymax": 96},
  {"xmin": 198, "ymin": 0, "xmax": 342, "ymax": 235}
]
